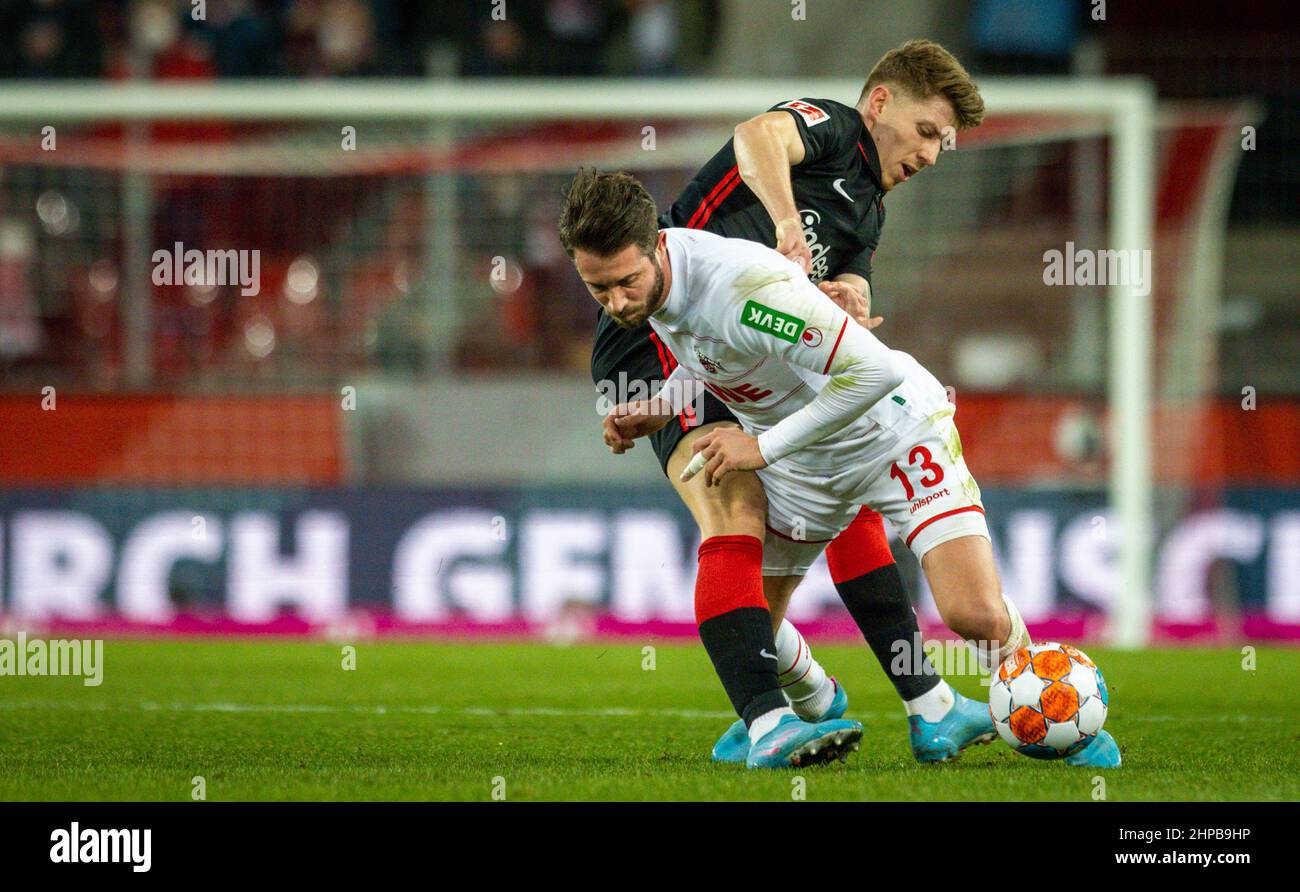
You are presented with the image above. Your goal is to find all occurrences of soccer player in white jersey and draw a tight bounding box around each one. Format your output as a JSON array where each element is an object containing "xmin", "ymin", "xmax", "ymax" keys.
[{"xmin": 558, "ymin": 168, "xmax": 1121, "ymax": 769}]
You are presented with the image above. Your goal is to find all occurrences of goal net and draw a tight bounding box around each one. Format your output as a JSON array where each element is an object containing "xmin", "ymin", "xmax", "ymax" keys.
[{"xmin": 0, "ymin": 79, "xmax": 1272, "ymax": 645}]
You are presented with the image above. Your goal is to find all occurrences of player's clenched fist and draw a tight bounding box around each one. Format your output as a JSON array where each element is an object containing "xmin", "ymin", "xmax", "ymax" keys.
[
  {"xmin": 681, "ymin": 425, "xmax": 768, "ymax": 487},
  {"xmin": 774, "ymin": 216, "xmax": 813, "ymax": 274},
  {"xmin": 602, "ymin": 400, "xmax": 673, "ymax": 454}
]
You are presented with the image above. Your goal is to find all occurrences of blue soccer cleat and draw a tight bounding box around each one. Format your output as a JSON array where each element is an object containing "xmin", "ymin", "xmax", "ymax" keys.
[
  {"xmin": 745, "ymin": 714, "xmax": 863, "ymax": 769},
  {"xmin": 711, "ymin": 677, "xmax": 849, "ymax": 764},
  {"xmin": 815, "ymin": 676, "xmax": 849, "ymax": 723},
  {"xmin": 711, "ymin": 720, "xmax": 751, "ymax": 764},
  {"xmin": 1064, "ymin": 729, "xmax": 1122, "ymax": 768},
  {"xmin": 909, "ymin": 688, "xmax": 997, "ymax": 763}
]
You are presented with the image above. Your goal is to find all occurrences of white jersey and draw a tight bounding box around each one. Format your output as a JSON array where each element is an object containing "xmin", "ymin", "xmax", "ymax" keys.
[{"xmin": 649, "ymin": 227, "xmax": 950, "ymax": 502}]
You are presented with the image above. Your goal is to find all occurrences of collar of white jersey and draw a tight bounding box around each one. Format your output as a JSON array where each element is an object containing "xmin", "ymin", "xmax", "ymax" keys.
[{"xmin": 652, "ymin": 228, "xmax": 689, "ymax": 325}]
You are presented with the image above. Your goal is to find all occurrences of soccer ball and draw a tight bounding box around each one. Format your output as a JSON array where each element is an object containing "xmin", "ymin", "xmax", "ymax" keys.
[{"xmin": 988, "ymin": 642, "xmax": 1108, "ymax": 759}]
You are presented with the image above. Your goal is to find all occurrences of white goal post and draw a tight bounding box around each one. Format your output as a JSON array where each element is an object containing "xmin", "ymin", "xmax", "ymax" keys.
[{"xmin": 0, "ymin": 77, "xmax": 1157, "ymax": 646}]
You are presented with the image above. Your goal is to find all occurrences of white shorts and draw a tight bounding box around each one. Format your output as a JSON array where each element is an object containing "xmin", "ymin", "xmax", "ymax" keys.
[
  {"xmin": 758, "ymin": 458, "xmax": 862, "ymax": 576},
  {"xmin": 759, "ymin": 405, "xmax": 988, "ymax": 576}
]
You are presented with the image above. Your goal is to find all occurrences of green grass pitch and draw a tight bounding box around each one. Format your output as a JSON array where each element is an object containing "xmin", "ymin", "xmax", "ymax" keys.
[{"xmin": 0, "ymin": 640, "xmax": 1296, "ymax": 801}]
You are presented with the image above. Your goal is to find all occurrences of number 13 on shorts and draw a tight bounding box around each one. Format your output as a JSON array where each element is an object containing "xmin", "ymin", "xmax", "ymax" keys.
[
  {"xmin": 889, "ymin": 444, "xmax": 945, "ymax": 500},
  {"xmin": 868, "ymin": 414, "xmax": 988, "ymax": 559}
]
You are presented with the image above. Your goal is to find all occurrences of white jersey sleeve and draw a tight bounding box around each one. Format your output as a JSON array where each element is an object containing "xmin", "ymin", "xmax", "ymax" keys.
[
  {"xmin": 655, "ymin": 362, "xmax": 699, "ymax": 415},
  {"xmin": 723, "ymin": 275, "xmax": 905, "ymax": 465}
]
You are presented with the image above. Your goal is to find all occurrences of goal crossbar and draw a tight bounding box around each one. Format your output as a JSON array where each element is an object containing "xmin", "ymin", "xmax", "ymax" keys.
[{"xmin": 0, "ymin": 76, "xmax": 1157, "ymax": 646}]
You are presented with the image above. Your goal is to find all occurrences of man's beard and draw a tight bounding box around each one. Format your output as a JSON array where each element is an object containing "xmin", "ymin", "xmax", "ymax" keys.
[{"xmin": 609, "ymin": 256, "xmax": 665, "ymax": 330}]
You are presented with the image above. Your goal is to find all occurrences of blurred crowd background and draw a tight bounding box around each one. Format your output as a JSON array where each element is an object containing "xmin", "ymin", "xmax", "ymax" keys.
[
  {"xmin": 0, "ymin": 1, "xmax": 1295, "ymax": 490},
  {"xmin": 0, "ymin": 0, "xmax": 721, "ymax": 80},
  {"xmin": 0, "ymin": 1, "xmax": 1296, "ymax": 631},
  {"xmin": 0, "ymin": 1, "xmax": 1294, "ymax": 389}
]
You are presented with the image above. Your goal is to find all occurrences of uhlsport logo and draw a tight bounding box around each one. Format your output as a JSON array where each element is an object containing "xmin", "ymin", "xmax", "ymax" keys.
[
  {"xmin": 910, "ymin": 488, "xmax": 951, "ymax": 515},
  {"xmin": 152, "ymin": 241, "xmax": 261, "ymax": 296},
  {"xmin": 50, "ymin": 823, "xmax": 151, "ymax": 872},
  {"xmin": 801, "ymin": 327, "xmax": 823, "ymax": 348},
  {"xmin": 741, "ymin": 299, "xmax": 805, "ymax": 344}
]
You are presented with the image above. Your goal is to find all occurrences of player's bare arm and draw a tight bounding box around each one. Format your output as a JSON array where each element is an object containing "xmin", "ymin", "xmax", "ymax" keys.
[
  {"xmin": 733, "ymin": 111, "xmax": 811, "ymax": 272},
  {"xmin": 733, "ymin": 114, "xmax": 882, "ymax": 329}
]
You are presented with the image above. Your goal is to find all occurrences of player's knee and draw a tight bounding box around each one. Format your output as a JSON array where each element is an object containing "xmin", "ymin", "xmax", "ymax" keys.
[{"xmin": 725, "ymin": 476, "xmax": 767, "ymax": 524}]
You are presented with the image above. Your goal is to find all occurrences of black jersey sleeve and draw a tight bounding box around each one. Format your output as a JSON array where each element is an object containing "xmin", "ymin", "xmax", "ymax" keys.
[
  {"xmin": 767, "ymin": 98, "xmax": 860, "ymax": 169},
  {"xmin": 839, "ymin": 239, "xmax": 878, "ymax": 285}
]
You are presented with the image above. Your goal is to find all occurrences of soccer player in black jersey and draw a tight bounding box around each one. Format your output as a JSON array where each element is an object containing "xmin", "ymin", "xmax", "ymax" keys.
[{"xmin": 589, "ymin": 40, "xmax": 1016, "ymax": 765}]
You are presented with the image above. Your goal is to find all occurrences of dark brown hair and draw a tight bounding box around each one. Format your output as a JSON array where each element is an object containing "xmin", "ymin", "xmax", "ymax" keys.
[
  {"xmin": 558, "ymin": 167, "xmax": 660, "ymax": 259},
  {"xmin": 861, "ymin": 39, "xmax": 985, "ymax": 130}
]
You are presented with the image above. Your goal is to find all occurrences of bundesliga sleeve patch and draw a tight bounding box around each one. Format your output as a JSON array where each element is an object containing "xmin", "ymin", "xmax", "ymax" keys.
[
  {"xmin": 778, "ymin": 99, "xmax": 829, "ymax": 127},
  {"xmin": 741, "ymin": 299, "xmax": 806, "ymax": 344}
]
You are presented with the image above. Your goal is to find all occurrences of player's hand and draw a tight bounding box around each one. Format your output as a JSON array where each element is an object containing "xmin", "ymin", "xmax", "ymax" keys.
[
  {"xmin": 603, "ymin": 400, "xmax": 673, "ymax": 454},
  {"xmin": 774, "ymin": 216, "xmax": 812, "ymax": 275},
  {"xmin": 819, "ymin": 280, "xmax": 883, "ymax": 330},
  {"xmin": 682, "ymin": 426, "xmax": 767, "ymax": 487}
]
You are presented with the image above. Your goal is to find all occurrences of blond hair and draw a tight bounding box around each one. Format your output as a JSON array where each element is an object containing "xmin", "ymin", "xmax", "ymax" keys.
[{"xmin": 861, "ymin": 39, "xmax": 985, "ymax": 130}]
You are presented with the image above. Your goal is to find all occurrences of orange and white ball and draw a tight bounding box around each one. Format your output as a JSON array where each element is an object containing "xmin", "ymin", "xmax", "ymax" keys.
[{"xmin": 988, "ymin": 642, "xmax": 1109, "ymax": 759}]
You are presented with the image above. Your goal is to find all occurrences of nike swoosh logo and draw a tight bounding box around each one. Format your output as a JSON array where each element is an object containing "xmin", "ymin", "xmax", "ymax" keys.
[
  {"xmin": 762, "ymin": 730, "xmax": 800, "ymax": 753},
  {"xmin": 832, "ymin": 178, "xmax": 855, "ymax": 202},
  {"xmin": 760, "ymin": 649, "xmax": 778, "ymax": 661}
]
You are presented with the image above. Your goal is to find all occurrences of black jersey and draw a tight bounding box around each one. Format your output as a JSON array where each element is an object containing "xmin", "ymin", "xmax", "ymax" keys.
[
  {"xmin": 659, "ymin": 97, "xmax": 886, "ymax": 284},
  {"xmin": 588, "ymin": 97, "xmax": 888, "ymax": 468}
]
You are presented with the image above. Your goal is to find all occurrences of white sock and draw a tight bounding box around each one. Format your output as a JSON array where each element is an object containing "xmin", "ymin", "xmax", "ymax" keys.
[
  {"xmin": 775, "ymin": 619, "xmax": 835, "ymax": 720},
  {"xmin": 975, "ymin": 594, "xmax": 1032, "ymax": 673},
  {"xmin": 748, "ymin": 707, "xmax": 796, "ymax": 744},
  {"xmin": 904, "ymin": 678, "xmax": 955, "ymax": 723}
]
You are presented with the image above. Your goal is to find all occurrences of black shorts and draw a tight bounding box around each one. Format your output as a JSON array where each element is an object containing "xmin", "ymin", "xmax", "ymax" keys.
[{"xmin": 590, "ymin": 309, "xmax": 738, "ymax": 475}]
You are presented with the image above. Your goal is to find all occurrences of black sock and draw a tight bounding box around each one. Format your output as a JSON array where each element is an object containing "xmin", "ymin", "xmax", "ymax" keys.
[
  {"xmin": 835, "ymin": 563, "xmax": 941, "ymax": 702},
  {"xmin": 697, "ymin": 606, "xmax": 789, "ymax": 727}
]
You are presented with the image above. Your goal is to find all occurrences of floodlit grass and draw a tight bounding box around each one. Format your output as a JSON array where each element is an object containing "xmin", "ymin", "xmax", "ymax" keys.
[{"xmin": 1, "ymin": 640, "xmax": 1295, "ymax": 801}]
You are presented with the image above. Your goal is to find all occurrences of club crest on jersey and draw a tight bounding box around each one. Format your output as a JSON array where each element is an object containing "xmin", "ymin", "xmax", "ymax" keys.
[
  {"xmin": 694, "ymin": 347, "xmax": 726, "ymax": 373},
  {"xmin": 779, "ymin": 100, "xmax": 828, "ymax": 127},
  {"xmin": 741, "ymin": 300, "xmax": 805, "ymax": 344},
  {"xmin": 801, "ymin": 327, "xmax": 823, "ymax": 348}
]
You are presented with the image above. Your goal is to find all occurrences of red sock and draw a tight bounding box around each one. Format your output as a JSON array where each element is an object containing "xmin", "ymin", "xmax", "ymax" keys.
[
  {"xmin": 695, "ymin": 535, "xmax": 766, "ymax": 625},
  {"xmin": 825, "ymin": 507, "xmax": 895, "ymax": 585},
  {"xmin": 695, "ymin": 535, "xmax": 787, "ymax": 723}
]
